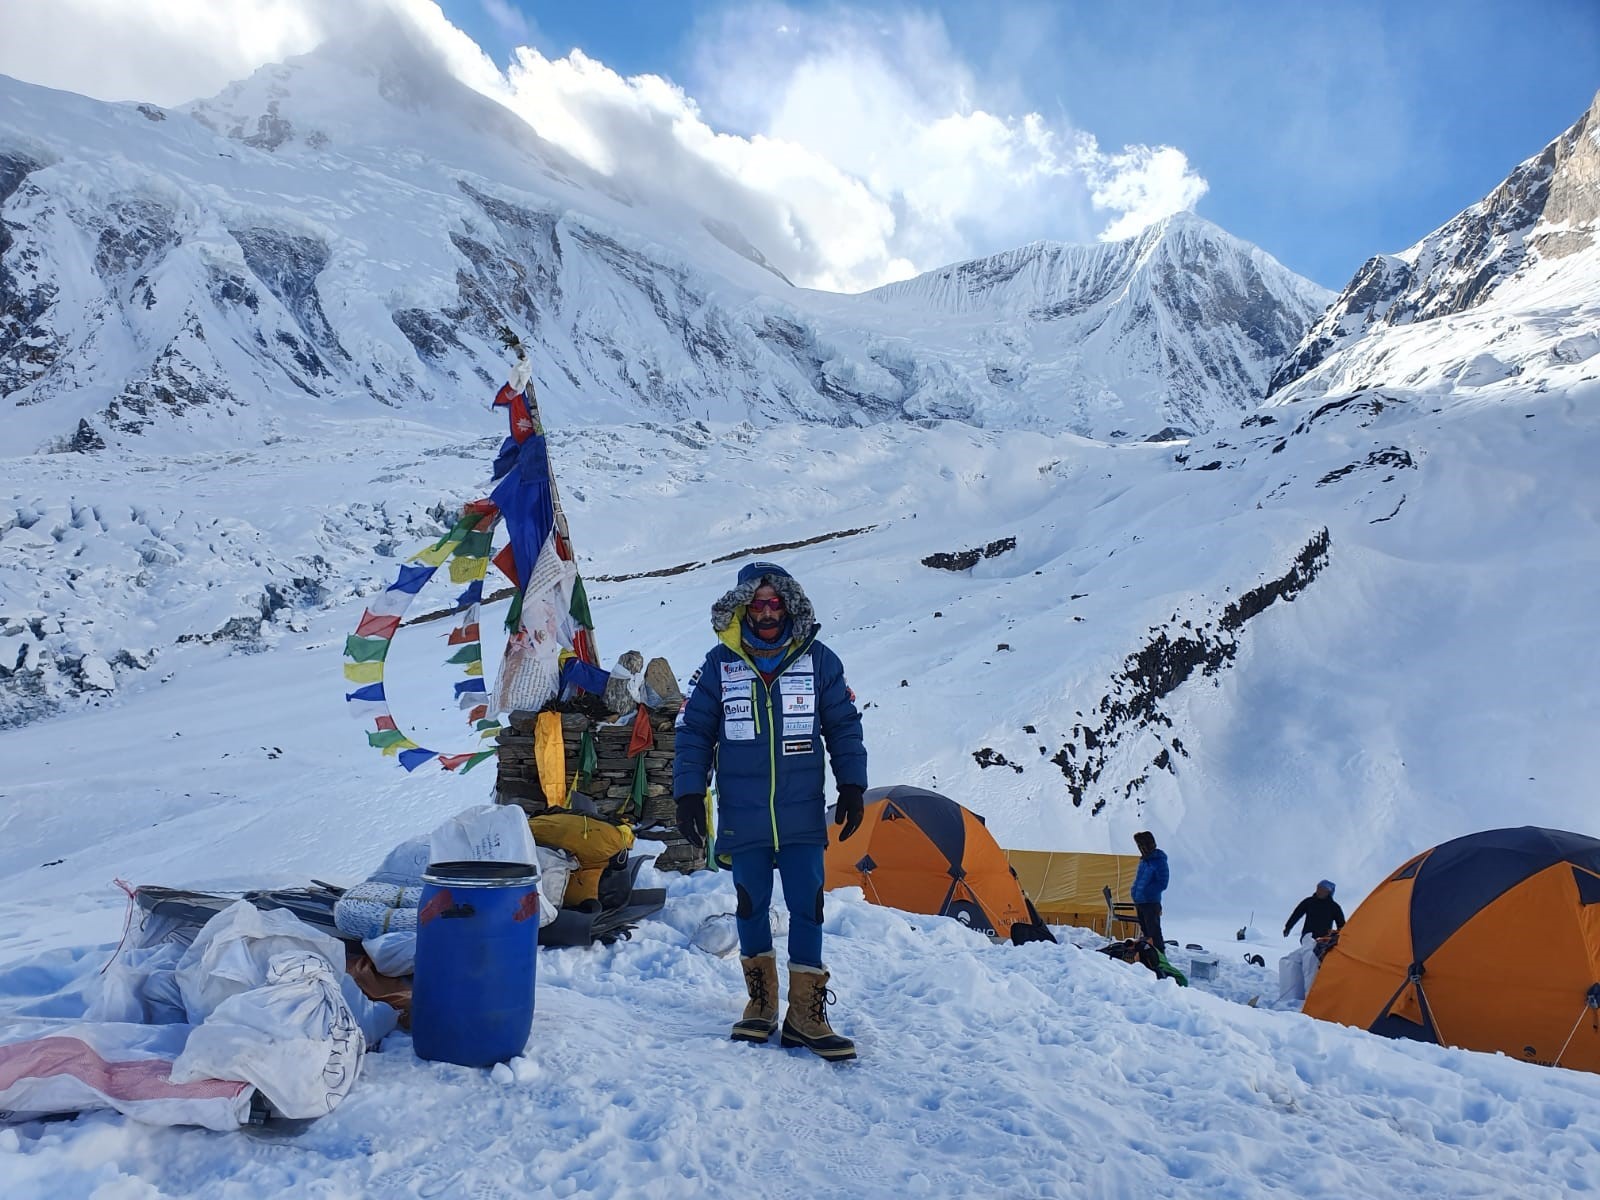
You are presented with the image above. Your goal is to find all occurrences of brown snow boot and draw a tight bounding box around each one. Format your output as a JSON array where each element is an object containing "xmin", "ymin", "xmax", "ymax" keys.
[
  {"xmin": 780, "ymin": 963, "xmax": 857, "ymax": 1061},
  {"xmin": 732, "ymin": 951, "xmax": 779, "ymax": 1042}
]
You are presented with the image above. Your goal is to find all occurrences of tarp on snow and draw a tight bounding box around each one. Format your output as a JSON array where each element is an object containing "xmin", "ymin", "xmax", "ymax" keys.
[{"xmin": 1002, "ymin": 850, "xmax": 1143, "ymax": 933}]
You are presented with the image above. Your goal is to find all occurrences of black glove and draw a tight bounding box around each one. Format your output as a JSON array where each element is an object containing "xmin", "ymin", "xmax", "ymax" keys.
[
  {"xmin": 835, "ymin": 784, "xmax": 865, "ymax": 842},
  {"xmin": 675, "ymin": 794, "xmax": 707, "ymax": 848}
]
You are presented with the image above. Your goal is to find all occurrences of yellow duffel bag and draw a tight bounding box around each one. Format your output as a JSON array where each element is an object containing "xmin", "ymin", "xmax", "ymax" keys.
[{"xmin": 527, "ymin": 812, "xmax": 635, "ymax": 907}]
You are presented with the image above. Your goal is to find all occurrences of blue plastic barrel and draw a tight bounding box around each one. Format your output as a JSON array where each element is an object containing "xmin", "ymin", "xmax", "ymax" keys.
[{"xmin": 412, "ymin": 860, "xmax": 540, "ymax": 1067}]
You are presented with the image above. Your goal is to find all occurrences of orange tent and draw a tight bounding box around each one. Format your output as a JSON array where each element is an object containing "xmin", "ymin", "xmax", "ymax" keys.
[
  {"xmin": 1305, "ymin": 826, "xmax": 1600, "ymax": 1073},
  {"xmin": 825, "ymin": 785, "xmax": 1046, "ymax": 943}
]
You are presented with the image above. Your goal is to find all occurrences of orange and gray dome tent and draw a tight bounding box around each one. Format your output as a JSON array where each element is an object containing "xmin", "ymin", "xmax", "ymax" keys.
[
  {"xmin": 824, "ymin": 785, "xmax": 1054, "ymax": 944},
  {"xmin": 1304, "ymin": 826, "xmax": 1600, "ymax": 1073}
]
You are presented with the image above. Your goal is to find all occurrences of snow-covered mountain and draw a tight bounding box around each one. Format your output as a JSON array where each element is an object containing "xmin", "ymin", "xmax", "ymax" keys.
[
  {"xmin": 865, "ymin": 213, "xmax": 1329, "ymax": 436},
  {"xmin": 2, "ymin": 25, "xmax": 1597, "ymax": 897},
  {"xmin": 1269, "ymin": 89, "xmax": 1600, "ymax": 400},
  {"xmin": 0, "ymin": 19, "xmax": 1325, "ymax": 457}
]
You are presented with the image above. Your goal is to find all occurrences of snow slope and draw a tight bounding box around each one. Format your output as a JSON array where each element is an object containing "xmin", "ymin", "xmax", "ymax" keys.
[
  {"xmin": 5, "ymin": 366, "xmax": 1598, "ymax": 912},
  {"xmin": 2, "ymin": 551, "xmax": 1599, "ymax": 1197}
]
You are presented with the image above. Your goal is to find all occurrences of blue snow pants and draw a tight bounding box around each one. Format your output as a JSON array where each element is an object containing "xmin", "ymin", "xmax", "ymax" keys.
[{"xmin": 729, "ymin": 844, "xmax": 826, "ymax": 967}]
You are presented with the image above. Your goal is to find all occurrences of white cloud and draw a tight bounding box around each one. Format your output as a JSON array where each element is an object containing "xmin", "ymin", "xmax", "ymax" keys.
[
  {"xmin": 1083, "ymin": 142, "xmax": 1212, "ymax": 242},
  {"xmin": 0, "ymin": 0, "xmax": 342, "ymax": 106},
  {"xmin": 0, "ymin": 0, "xmax": 1209, "ymax": 292},
  {"xmin": 495, "ymin": 46, "xmax": 906, "ymax": 291},
  {"xmin": 687, "ymin": 4, "xmax": 1210, "ymax": 268}
]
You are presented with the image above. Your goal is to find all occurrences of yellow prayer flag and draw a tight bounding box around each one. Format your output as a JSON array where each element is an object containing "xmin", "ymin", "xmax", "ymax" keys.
[{"xmin": 343, "ymin": 661, "xmax": 385, "ymax": 683}]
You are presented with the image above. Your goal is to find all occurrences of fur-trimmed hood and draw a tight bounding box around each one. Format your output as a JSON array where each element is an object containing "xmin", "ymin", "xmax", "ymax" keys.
[{"xmin": 710, "ymin": 561, "xmax": 817, "ymax": 636}]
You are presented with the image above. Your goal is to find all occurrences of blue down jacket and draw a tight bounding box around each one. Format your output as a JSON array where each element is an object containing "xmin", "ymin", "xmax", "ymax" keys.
[
  {"xmin": 673, "ymin": 566, "xmax": 867, "ymax": 856},
  {"xmin": 1131, "ymin": 849, "xmax": 1170, "ymax": 904}
]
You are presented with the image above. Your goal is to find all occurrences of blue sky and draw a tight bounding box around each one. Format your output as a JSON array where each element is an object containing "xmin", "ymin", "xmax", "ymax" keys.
[
  {"xmin": 439, "ymin": 0, "xmax": 1600, "ymax": 289},
  {"xmin": 2, "ymin": 0, "xmax": 1594, "ymax": 291}
]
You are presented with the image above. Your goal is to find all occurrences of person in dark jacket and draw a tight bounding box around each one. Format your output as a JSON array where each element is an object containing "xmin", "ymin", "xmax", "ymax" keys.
[
  {"xmin": 673, "ymin": 562, "xmax": 868, "ymax": 1061},
  {"xmin": 1129, "ymin": 830, "xmax": 1170, "ymax": 951},
  {"xmin": 1284, "ymin": 880, "xmax": 1346, "ymax": 944}
]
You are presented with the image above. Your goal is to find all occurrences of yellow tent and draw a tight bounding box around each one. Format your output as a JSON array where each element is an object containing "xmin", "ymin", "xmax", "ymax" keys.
[{"xmin": 1003, "ymin": 850, "xmax": 1143, "ymax": 935}]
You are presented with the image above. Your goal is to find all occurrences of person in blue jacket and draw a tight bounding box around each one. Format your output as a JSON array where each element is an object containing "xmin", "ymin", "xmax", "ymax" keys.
[
  {"xmin": 674, "ymin": 561, "xmax": 867, "ymax": 1060},
  {"xmin": 1130, "ymin": 830, "xmax": 1171, "ymax": 952}
]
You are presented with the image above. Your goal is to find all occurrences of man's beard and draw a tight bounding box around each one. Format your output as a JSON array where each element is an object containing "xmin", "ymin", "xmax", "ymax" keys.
[{"xmin": 752, "ymin": 617, "xmax": 783, "ymax": 638}]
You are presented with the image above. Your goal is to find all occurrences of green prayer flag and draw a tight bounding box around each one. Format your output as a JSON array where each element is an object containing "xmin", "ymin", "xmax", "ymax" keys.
[
  {"xmin": 457, "ymin": 530, "xmax": 494, "ymax": 559},
  {"xmin": 420, "ymin": 511, "xmax": 476, "ymax": 561},
  {"xmin": 628, "ymin": 754, "xmax": 648, "ymax": 818},
  {"xmin": 367, "ymin": 729, "xmax": 408, "ymax": 749},
  {"xmin": 577, "ymin": 728, "xmax": 597, "ymax": 787},
  {"xmin": 569, "ymin": 573, "xmax": 593, "ymax": 629},
  {"xmin": 460, "ymin": 749, "xmax": 496, "ymax": 774},
  {"xmin": 343, "ymin": 635, "xmax": 391, "ymax": 663},
  {"xmin": 446, "ymin": 643, "xmax": 483, "ymax": 665}
]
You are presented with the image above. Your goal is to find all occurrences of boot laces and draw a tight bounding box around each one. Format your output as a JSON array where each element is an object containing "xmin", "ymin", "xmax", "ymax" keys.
[
  {"xmin": 808, "ymin": 983, "xmax": 836, "ymax": 1027},
  {"xmin": 744, "ymin": 962, "xmax": 771, "ymax": 1009}
]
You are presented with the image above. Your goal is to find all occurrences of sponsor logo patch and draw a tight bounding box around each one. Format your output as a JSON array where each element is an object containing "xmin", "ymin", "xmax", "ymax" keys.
[
  {"xmin": 783, "ymin": 716, "xmax": 814, "ymax": 736},
  {"xmin": 782, "ymin": 693, "xmax": 816, "ymax": 715},
  {"xmin": 781, "ymin": 674, "xmax": 814, "ymax": 695},
  {"xmin": 721, "ymin": 661, "xmax": 754, "ymax": 684},
  {"xmin": 722, "ymin": 697, "xmax": 753, "ymax": 721},
  {"xmin": 788, "ymin": 653, "xmax": 814, "ymax": 674},
  {"xmin": 724, "ymin": 719, "xmax": 756, "ymax": 741},
  {"xmin": 782, "ymin": 738, "xmax": 815, "ymax": 756}
]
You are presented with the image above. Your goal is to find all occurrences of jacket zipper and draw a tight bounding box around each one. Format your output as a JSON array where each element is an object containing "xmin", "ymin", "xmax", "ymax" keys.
[
  {"xmin": 763, "ymin": 677, "xmax": 778, "ymax": 848},
  {"xmin": 728, "ymin": 631, "xmax": 818, "ymax": 852}
]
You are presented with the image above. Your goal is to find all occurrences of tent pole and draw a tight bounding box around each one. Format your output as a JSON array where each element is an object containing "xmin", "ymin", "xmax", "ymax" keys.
[{"xmin": 1552, "ymin": 990, "xmax": 1600, "ymax": 1067}]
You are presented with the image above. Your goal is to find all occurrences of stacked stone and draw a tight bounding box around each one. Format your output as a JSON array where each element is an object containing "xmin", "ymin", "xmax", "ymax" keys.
[
  {"xmin": 493, "ymin": 713, "xmax": 545, "ymax": 810},
  {"xmin": 586, "ymin": 710, "xmax": 675, "ymax": 821},
  {"xmin": 494, "ymin": 653, "xmax": 705, "ymax": 872}
]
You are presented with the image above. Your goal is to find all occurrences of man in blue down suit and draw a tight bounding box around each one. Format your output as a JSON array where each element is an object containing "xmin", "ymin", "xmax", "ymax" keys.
[
  {"xmin": 1130, "ymin": 830, "xmax": 1171, "ymax": 951},
  {"xmin": 674, "ymin": 561, "xmax": 868, "ymax": 1061}
]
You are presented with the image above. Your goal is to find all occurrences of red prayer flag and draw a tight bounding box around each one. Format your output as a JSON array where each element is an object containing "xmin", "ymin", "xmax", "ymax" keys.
[
  {"xmin": 492, "ymin": 542, "xmax": 519, "ymax": 586},
  {"xmin": 356, "ymin": 611, "xmax": 401, "ymax": 639},
  {"xmin": 627, "ymin": 704, "xmax": 654, "ymax": 757},
  {"xmin": 572, "ymin": 627, "xmax": 596, "ymax": 665},
  {"xmin": 374, "ymin": 715, "xmax": 397, "ymax": 732},
  {"xmin": 447, "ymin": 623, "xmax": 480, "ymax": 645}
]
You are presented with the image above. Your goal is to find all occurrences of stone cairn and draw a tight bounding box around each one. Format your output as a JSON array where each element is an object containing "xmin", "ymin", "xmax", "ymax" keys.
[{"xmin": 494, "ymin": 652, "xmax": 706, "ymax": 873}]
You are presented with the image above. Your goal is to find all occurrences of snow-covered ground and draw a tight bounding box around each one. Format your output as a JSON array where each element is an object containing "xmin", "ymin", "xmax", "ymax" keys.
[
  {"xmin": 3, "ymin": 365, "xmax": 1600, "ymax": 1194},
  {"xmin": 3, "ymin": 624, "xmax": 1600, "ymax": 1198}
]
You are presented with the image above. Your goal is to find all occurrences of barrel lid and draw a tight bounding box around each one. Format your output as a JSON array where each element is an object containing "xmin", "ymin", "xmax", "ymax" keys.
[{"xmin": 422, "ymin": 860, "xmax": 539, "ymax": 886}]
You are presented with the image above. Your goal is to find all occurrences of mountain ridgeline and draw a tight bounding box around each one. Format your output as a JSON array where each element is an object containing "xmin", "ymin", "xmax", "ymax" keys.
[{"xmin": 1, "ymin": 33, "xmax": 1329, "ymax": 454}]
